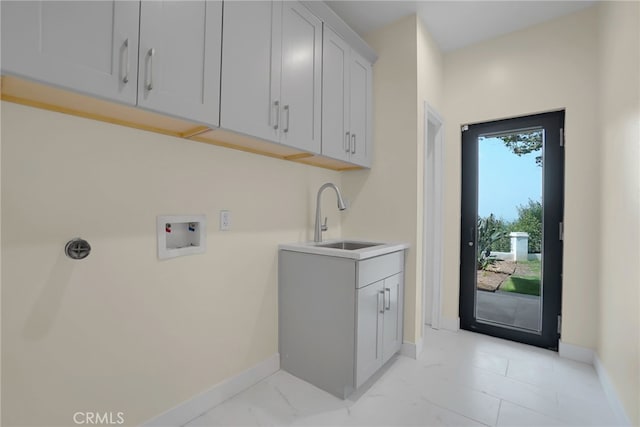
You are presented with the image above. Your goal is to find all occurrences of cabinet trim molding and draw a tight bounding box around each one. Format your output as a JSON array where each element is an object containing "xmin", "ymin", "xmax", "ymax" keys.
[{"xmin": 300, "ymin": 1, "xmax": 377, "ymax": 64}]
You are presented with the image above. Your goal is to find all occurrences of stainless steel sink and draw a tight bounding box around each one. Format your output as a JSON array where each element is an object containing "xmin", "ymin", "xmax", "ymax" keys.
[{"xmin": 316, "ymin": 241, "xmax": 383, "ymax": 250}]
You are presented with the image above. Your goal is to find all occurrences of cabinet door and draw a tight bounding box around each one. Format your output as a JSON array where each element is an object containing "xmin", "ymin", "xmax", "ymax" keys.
[
  {"xmin": 356, "ymin": 281, "xmax": 384, "ymax": 388},
  {"xmin": 138, "ymin": 0, "xmax": 222, "ymax": 126},
  {"xmin": 220, "ymin": 1, "xmax": 281, "ymax": 143},
  {"xmin": 321, "ymin": 26, "xmax": 350, "ymax": 162},
  {"xmin": 1, "ymin": 1, "xmax": 139, "ymax": 105},
  {"xmin": 348, "ymin": 51, "xmax": 373, "ymax": 167},
  {"xmin": 279, "ymin": 1, "xmax": 322, "ymax": 154},
  {"xmin": 382, "ymin": 273, "xmax": 403, "ymax": 363}
]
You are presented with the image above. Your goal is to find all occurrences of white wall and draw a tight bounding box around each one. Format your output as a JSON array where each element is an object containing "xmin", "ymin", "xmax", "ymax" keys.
[
  {"xmin": 342, "ymin": 14, "xmax": 443, "ymax": 346},
  {"xmin": 442, "ymin": 7, "xmax": 601, "ymax": 349},
  {"xmin": 596, "ymin": 1, "xmax": 640, "ymax": 423},
  {"xmin": 1, "ymin": 102, "xmax": 342, "ymax": 426}
]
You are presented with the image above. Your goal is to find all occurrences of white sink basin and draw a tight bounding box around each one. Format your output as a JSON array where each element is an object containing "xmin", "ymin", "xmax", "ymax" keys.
[
  {"xmin": 279, "ymin": 240, "xmax": 409, "ymax": 260},
  {"xmin": 316, "ymin": 240, "xmax": 383, "ymax": 250}
]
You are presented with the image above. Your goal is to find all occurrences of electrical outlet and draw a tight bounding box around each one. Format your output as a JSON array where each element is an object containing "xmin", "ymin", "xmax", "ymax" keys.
[{"xmin": 219, "ymin": 210, "xmax": 231, "ymax": 231}]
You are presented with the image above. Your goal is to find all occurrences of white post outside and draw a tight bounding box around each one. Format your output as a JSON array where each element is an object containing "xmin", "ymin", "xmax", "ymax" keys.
[{"xmin": 510, "ymin": 232, "xmax": 529, "ymax": 262}]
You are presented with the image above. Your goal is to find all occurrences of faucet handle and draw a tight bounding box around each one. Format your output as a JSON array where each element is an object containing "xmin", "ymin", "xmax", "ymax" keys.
[{"xmin": 321, "ymin": 216, "xmax": 328, "ymax": 232}]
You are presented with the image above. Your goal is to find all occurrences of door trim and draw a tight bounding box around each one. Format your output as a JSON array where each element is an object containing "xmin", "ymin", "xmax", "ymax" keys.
[{"xmin": 422, "ymin": 102, "xmax": 445, "ymax": 331}]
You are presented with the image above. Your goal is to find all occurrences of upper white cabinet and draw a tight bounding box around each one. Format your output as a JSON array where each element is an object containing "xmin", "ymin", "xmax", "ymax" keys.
[
  {"xmin": 279, "ymin": 2, "xmax": 322, "ymax": 153},
  {"xmin": 220, "ymin": 1, "xmax": 279, "ymax": 143},
  {"xmin": 138, "ymin": 1, "xmax": 222, "ymax": 127},
  {"xmin": 1, "ymin": 1, "xmax": 140, "ymax": 105},
  {"xmin": 321, "ymin": 27, "xmax": 350, "ymax": 162},
  {"xmin": 220, "ymin": 1, "xmax": 322, "ymax": 154},
  {"xmin": 1, "ymin": 0, "xmax": 222, "ymax": 127},
  {"xmin": 1, "ymin": 0, "xmax": 375, "ymax": 170},
  {"xmin": 322, "ymin": 26, "xmax": 373, "ymax": 167}
]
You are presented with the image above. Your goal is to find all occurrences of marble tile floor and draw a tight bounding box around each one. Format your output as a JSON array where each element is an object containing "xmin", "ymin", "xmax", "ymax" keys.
[{"xmin": 185, "ymin": 329, "xmax": 619, "ymax": 427}]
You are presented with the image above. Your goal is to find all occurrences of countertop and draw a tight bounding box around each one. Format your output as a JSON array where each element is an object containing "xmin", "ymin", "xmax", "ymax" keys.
[{"xmin": 279, "ymin": 239, "xmax": 409, "ymax": 260}]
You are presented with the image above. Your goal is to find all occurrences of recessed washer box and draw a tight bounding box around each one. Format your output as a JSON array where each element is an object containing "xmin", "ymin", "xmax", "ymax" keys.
[{"xmin": 157, "ymin": 215, "xmax": 206, "ymax": 260}]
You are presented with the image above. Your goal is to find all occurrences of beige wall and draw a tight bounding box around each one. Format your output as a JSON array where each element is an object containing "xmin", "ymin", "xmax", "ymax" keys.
[
  {"xmin": 1, "ymin": 102, "xmax": 342, "ymax": 426},
  {"xmin": 596, "ymin": 1, "xmax": 640, "ymax": 423},
  {"xmin": 442, "ymin": 7, "xmax": 601, "ymax": 348},
  {"xmin": 342, "ymin": 14, "xmax": 443, "ymax": 345}
]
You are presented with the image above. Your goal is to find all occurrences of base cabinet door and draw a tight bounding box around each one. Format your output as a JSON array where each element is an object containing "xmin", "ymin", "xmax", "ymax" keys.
[
  {"xmin": 356, "ymin": 280, "xmax": 384, "ymax": 388},
  {"xmin": 382, "ymin": 273, "xmax": 403, "ymax": 363},
  {"xmin": 1, "ymin": 0, "xmax": 139, "ymax": 105},
  {"xmin": 138, "ymin": 0, "xmax": 222, "ymax": 126}
]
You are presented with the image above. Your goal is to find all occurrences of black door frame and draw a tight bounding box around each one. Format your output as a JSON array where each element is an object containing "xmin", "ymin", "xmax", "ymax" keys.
[{"xmin": 459, "ymin": 111, "xmax": 565, "ymax": 350}]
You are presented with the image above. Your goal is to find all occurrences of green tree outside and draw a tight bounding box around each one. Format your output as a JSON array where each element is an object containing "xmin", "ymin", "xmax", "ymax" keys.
[{"xmin": 479, "ymin": 198, "xmax": 543, "ymax": 255}]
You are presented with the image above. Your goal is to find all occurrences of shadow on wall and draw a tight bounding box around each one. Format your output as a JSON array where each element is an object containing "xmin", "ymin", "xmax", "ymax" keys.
[
  {"xmin": 341, "ymin": 169, "xmax": 372, "ymax": 224},
  {"xmin": 23, "ymin": 250, "xmax": 74, "ymax": 340}
]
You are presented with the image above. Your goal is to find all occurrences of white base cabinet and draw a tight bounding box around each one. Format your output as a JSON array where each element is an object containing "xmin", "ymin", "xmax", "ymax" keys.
[
  {"xmin": 279, "ymin": 250, "xmax": 404, "ymax": 399},
  {"xmin": 356, "ymin": 272, "xmax": 402, "ymax": 388}
]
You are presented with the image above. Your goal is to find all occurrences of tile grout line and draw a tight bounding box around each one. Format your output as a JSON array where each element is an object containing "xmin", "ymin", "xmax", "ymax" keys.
[
  {"xmin": 503, "ymin": 399, "xmax": 567, "ymax": 425},
  {"xmin": 418, "ymin": 395, "xmax": 493, "ymax": 427},
  {"xmin": 495, "ymin": 399, "xmax": 503, "ymax": 426}
]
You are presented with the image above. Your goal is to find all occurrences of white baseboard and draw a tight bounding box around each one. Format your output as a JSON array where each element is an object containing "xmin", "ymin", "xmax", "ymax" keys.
[
  {"xmin": 440, "ymin": 316, "xmax": 460, "ymax": 332},
  {"xmin": 594, "ymin": 354, "xmax": 633, "ymax": 426},
  {"xmin": 401, "ymin": 337, "xmax": 423, "ymax": 359},
  {"xmin": 558, "ymin": 340, "xmax": 595, "ymax": 364},
  {"xmin": 142, "ymin": 353, "xmax": 280, "ymax": 427}
]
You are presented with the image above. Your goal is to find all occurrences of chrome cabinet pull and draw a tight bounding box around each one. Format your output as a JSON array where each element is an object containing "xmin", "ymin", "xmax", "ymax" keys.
[
  {"xmin": 379, "ymin": 290, "xmax": 385, "ymax": 314},
  {"xmin": 273, "ymin": 100, "xmax": 280, "ymax": 130},
  {"xmin": 351, "ymin": 133, "xmax": 356, "ymax": 154},
  {"xmin": 385, "ymin": 288, "xmax": 391, "ymax": 310},
  {"xmin": 122, "ymin": 38, "xmax": 130, "ymax": 84},
  {"xmin": 283, "ymin": 104, "xmax": 290, "ymax": 133},
  {"xmin": 146, "ymin": 48, "xmax": 155, "ymax": 91},
  {"xmin": 345, "ymin": 131, "xmax": 351, "ymax": 152}
]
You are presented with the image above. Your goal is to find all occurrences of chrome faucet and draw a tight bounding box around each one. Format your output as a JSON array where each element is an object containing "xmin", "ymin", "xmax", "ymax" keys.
[{"xmin": 314, "ymin": 183, "xmax": 347, "ymax": 242}]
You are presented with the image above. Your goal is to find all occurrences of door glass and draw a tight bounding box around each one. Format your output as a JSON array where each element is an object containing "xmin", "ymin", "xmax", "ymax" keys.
[{"xmin": 475, "ymin": 129, "xmax": 543, "ymax": 332}]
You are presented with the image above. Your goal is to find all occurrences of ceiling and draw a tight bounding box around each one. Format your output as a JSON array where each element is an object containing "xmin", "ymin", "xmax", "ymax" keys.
[{"xmin": 326, "ymin": 1, "xmax": 597, "ymax": 52}]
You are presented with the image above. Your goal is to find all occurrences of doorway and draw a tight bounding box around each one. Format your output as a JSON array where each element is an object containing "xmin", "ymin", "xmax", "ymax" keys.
[
  {"xmin": 459, "ymin": 111, "xmax": 564, "ymax": 350},
  {"xmin": 423, "ymin": 104, "xmax": 444, "ymax": 331}
]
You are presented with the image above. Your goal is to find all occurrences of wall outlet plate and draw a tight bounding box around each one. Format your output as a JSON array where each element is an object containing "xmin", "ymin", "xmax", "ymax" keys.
[{"xmin": 220, "ymin": 210, "xmax": 231, "ymax": 231}]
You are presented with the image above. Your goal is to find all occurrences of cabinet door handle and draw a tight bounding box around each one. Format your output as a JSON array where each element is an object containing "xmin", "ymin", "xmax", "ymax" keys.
[
  {"xmin": 345, "ymin": 131, "xmax": 351, "ymax": 152},
  {"xmin": 385, "ymin": 288, "xmax": 391, "ymax": 310},
  {"xmin": 273, "ymin": 100, "xmax": 280, "ymax": 130},
  {"xmin": 379, "ymin": 290, "xmax": 385, "ymax": 314},
  {"xmin": 146, "ymin": 48, "xmax": 155, "ymax": 91},
  {"xmin": 351, "ymin": 133, "xmax": 356, "ymax": 154},
  {"xmin": 283, "ymin": 104, "xmax": 290, "ymax": 133},
  {"xmin": 122, "ymin": 38, "xmax": 130, "ymax": 84}
]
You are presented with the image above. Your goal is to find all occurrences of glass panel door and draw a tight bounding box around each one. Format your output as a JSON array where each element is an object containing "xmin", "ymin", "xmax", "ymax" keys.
[{"xmin": 460, "ymin": 111, "xmax": 564, "ymax": 350}]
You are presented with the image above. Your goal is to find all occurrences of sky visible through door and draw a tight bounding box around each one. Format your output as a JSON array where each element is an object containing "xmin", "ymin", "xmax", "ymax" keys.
[{"xmin": 478, "ymin": 136, "xmax": 542, "ymax": 221}]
